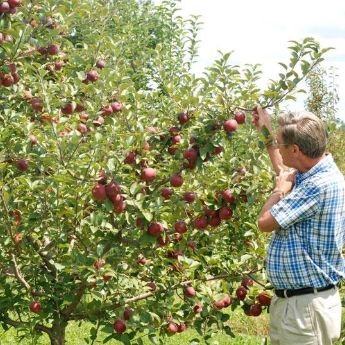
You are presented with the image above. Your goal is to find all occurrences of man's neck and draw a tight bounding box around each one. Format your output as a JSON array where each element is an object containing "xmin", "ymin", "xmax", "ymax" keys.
[{"xmin": 297, "ymin": 153, "xmax": 327, "ymax": 173}]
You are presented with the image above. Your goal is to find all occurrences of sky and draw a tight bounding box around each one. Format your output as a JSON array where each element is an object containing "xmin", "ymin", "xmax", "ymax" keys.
[{"xmin": 156, "ymin": 0, "xmax": 345, "ymax": 121}]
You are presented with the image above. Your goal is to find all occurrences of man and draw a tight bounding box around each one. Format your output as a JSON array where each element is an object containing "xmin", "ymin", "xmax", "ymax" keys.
[{"xmin": 253, "ymin": 106, "xmax": 345, "ymax": 345}]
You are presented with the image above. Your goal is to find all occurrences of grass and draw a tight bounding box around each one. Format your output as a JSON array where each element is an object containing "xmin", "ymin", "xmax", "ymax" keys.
[
  {"xmin": 2, "ymin": 296, "xmax": 345, "ymax": 345},
  {"xmin": 0, "ymin": 307, "xmax": 269, "ymax": 345}
]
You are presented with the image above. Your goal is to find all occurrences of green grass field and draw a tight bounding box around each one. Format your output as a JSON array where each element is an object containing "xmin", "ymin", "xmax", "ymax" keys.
[
  {"xmin": 0, "ymin": 307, "xmax": 269, "ymax": 345},
  {"xmin": 1, "ymin": 302, "xmax": 345, "ymax": 344}
]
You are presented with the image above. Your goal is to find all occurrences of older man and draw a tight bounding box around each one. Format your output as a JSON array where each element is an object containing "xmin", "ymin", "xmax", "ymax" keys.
[{"xmin": 253, "ymin": 106, "xmax": 345, "ymax": 345}]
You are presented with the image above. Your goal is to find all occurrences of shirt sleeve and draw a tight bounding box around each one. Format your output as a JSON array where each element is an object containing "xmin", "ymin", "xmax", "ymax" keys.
[{"xmin": 270, "ymin": 183, "xmax": 320, "ymax": 229}]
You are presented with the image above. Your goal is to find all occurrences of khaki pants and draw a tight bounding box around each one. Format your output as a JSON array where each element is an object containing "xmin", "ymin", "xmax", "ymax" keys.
[{"xmin": 270, "ymin": 287, "xmax": 342, "ymax": 345}]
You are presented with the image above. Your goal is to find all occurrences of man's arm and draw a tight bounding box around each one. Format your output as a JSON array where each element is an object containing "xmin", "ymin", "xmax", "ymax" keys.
[
  {"xmin": 252, "ymin": 106, "xmax": 288, "ymax": 175},
  {"xmin": 257, "ymin": 191, "xmax": 282, "ymax": 232},
  {"xmin": 257, "ymin": 169, "xmax": 296, "ymax": 232}
]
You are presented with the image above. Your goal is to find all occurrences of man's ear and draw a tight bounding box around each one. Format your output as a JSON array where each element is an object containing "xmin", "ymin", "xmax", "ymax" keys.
[{"xmin": 292, "ymin": 144, "xmax": 300, "ymax": 154}]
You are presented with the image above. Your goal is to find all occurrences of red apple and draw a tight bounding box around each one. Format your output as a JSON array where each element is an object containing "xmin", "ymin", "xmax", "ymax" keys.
[
  {"xmin": 183, "ymin": 192, "xmax": 195, "ymax": 203},
  {"xmin": 114, "ymin": 319, "xmax": 126, "ymax": 333},
  {"xmin": 86, "ymin": 70, "xmax": 99, "ymax": 82},
  {"xmin": 4, "ymin": 34, "xmax": 13, "ymax": 42},
  {"xmin": 222, "ymin": 189, "xmax": 235, "ymax": 204},
  {"xmin": 29, "ymin": 301, "xmax": 41, "ymax": 313},
  {"xmin": 178, "ymin": 111, "xmax": 189, "ymax": 124},
  {"xmin": 123, "ymin": 308, "xmax": 133, "ymax": 321},
  {"xmin": 236, "ymin": 287, "xmax": 247, "ymax": 300},
  {"xmin": 92, "ymin": 184, "xmax": 106, "ymax": 202},
  {"xmin": 208, "ymin": 216, "xmax": 221, "ymax": 227},
  {"xmin": 75, "ymin": 103, "xmax": 86, "ymax": 112},
  {"xmin": 234, "ymin": 110, "xmax": 246, "ymax": 124},
  {"xmin": 1, "ymin": 74, "xmax": 14, "ymax": 87},
  {"xmin": 123, "ymin": 151, "xmax": 136, "ymax": 164},
  {"xmin": 219, "ymin": 207, "xmax": 233, "ymax": 220},
  {"xmin": 222, "ymin": 294, "xmax": 232, "ymax": 307},
  {"xmin": 80, "ymin": 113, "xmax": 89, "ymax": 122},
  {"xmin": 213, "ymin": 146, "xmax": 223, "ymax": 155},
  {"xmin": 37, "ymin": 47, "xmax": 47, "ymax": 55},
  {"xmin": 214, "ymin": 299, "xmax": 225, "ymax": 309},
  {"xmin": 111, "ymin": 102, "xmax": 122, "ymax": 112},
  {"xmin": 170, "ymin": 175, "xmax": 183, "ymax": 187},
  {"xmin": 188, "ymin": 240, "xmax": 197, "ymax": 250},
  {"xmin": 184, "ymin": 286, "xmax": 196, "ymax": 298},
  {"xmin": 77, "ymin": 123, "xmax": 88, "ymax": 133},
  {"xmin": 183, "ymin": 148, "xmax": 198, "ymax": 161},
  {"xmin": 193, "ymin": 303, "xmax": 203, "ymax": 313},
  {"xmin": 97, "ymin": 171, "xmax": 107, "ymax": 185},
  {"xmin": 148, "ymin": 222, "xmax": 164, "ymax": 237},
  {"xmin": 169, "ymin": 126, "xmax": 180, "ymax": 135},
  {"xmin": 15, "ymin": 159, "xmax": 28, "ymax": 171},
  {"xmin": 114, "ymin": 200, "xmax": 126, "ymax": 213},
  {"xmin": 137, "ymin": 255, "xmax": 147, "ymax": 265},
  {"xmin": 256, "ymin": 291, "xmax": 272, "ymax": 306},
  {"xmin": 94, "ymin": 258, "xmax": 106, "ymax": 270},
  {"xmin": 238, "ymin": 167, "xmax": 247, "ymax": 175},
  {"xmin": 96, "ymin": 59, "xmax": 106, "ymax": 69},
  {"xmin": 105, "ymin": 181, "xmax": 121, "ymax": 199},
  {"xmin": 0, "ymin": 2, "xmax": 10, "ymax": 13},
  {"xmin": 54, "ymin": 61, "xmax": 64, "ymax": 71},
  {"xmin": 241, "ymin": 277, "xmax": 254, "ymax": 288},
  {"xmin": 167, "ymin": 322, "xmax": 178, "ymax": 334},
  {"xmin": 168, "ymin": 146, "xmax": 178, "ymax": 155},
  {"xmin": 101, "ymin": 105, "xmax": 113, "ymax": 116},
  {"xmin": 29, "ymin": 135, "xmax": 38, "ymax": 145},
  {"xmin": 147, "ymin": 282, "xmax": 156, "ymax": 291},
  {"xmin": 9, "ymin": 0, "xmax": 21, "ymax": 8},
  {"xmin": 250, "ymin": 303, "xmax": 262, "ymax": 317},
  {"xmin": 30, "ymin": 97, "xmax": 43, "ymax": 112},
  {"xmin": 174, "ymin": 220, "xmax": 187, "ymax": 234},
  {"xmin": 160, "ymin": 187, "xmax": 172, "ymax": 199},
  {"xmin": 177, "ymin": 323, "xmax": 187, "ymax": 333},
  {"xmin": 171, "ymin": 135, "xmax": 182, "ymax": 144},
  {"xmin": 93, "ymin": 116, "xmax": 104, "ymax": 127},
  {"xmin": 13, "ymin": 230, "xmax": 21, "ymax": 244},
  {"xmin": 11, "ymin": 72, "xmax": 19, "ymax": 84},
  {"xmin": 157, "ymin": 234, "xmax": 170, "ymax": 247},
  {"xmin": 61, "ymin": 103, "xmax": 74, "ymax": 115},
  {"xmin": 223, "ymin": 119, "xmax": 238, "ymax": 132},
  {"xmin": 47, "ymin": 44, "xmax": 60, "ymax": 55},
  {"xmin": 147, "ymin": 126, "xmax": 157, "ymax": 133},
  {"xmin": 141, "ymin": 168, "xmax": 156, "ymax": 182},
  {"xmin": 193, "ymin": 216, "xmax": 208, "ymax": 229}
]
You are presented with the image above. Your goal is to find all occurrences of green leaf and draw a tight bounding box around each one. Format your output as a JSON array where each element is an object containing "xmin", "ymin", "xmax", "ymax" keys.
[
  {"xmin": 148, "ymin": 334, "xmax": 160, "ymax": 345},
  {"xmin": 141, "ymin": 209, "xmax": 153, "ymax": 222},
  {"xmin": 190, "ymin": 339, "xmax": 201, "ymax": 345},
  {"xmin": 224, "ymin": 326, "xmax": 235, "ymax": 337},
  {"xmin": 50, "ymin": 261, "xmax": 65, "ymax": 271},
  {"xmin": 261, "ymin": 126, "xmax": 270, "ymax": 139}
]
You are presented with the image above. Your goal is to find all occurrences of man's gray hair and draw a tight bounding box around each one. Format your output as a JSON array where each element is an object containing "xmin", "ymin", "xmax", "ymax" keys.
[{"xmin": 278, "ymin": 111, "xmax": 327, "ymax": 158}]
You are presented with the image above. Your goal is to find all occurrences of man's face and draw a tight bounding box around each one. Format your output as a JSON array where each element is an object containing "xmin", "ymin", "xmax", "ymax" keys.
[{"xmin": 276, "ymin": 128, "xmax": 294, "ymax": 168}]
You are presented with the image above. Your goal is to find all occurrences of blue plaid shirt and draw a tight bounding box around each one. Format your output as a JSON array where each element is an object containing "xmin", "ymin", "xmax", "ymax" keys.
[{"xmin": 267, "ymin": 154, "xmax": 345, "ymax": 289}]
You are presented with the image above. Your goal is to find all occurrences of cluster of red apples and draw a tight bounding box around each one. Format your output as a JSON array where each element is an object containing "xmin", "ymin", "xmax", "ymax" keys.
[
  {"xmin": 110, "ymin": 277, "xmax": 272, "ymax": 335},
  {"xmin": 0, "ymin": 0, "xmax": 21, "ymax": 15}
]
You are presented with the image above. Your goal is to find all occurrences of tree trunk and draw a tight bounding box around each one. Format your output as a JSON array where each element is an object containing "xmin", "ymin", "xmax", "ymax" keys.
[{"xmin": 49, "ymin": 319, "xmax": 67, "ymax": 345}]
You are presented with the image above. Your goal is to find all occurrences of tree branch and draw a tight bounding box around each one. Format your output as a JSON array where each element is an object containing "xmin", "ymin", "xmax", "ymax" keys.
[
  {"xmin": 11, "ymin": 254, "xmax": 45, "ymax": 297},
  {"xmin": 61, "ymin": 282, "xmax": 87, "ymax": 318},
  {"xmin": 0, "ymin": 316, "xmax": 52, "ymax": 336},
  {"xmin": 25, "ymin": 235, "xmax": 57, "ymax": 275}
]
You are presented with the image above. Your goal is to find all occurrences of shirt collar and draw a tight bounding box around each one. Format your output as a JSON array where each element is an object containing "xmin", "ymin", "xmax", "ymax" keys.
[{"xmin": 296, "ymin": 153, "xmax": 333, "ymax": 184}]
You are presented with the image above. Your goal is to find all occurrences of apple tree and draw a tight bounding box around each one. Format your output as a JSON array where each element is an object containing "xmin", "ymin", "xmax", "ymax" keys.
[{"xmin": 0, "ymin": 0, "xmax": 331, "ymax": 344}]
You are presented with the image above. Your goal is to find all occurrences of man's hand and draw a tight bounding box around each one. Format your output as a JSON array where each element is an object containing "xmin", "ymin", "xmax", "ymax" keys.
[
  {"xmin": 252, "ymin": 105, "xmax": 274, "ymax": 135},
  {"xmin": 274, "ymin": 169, "xmax": 297, "ymax": 195}
]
